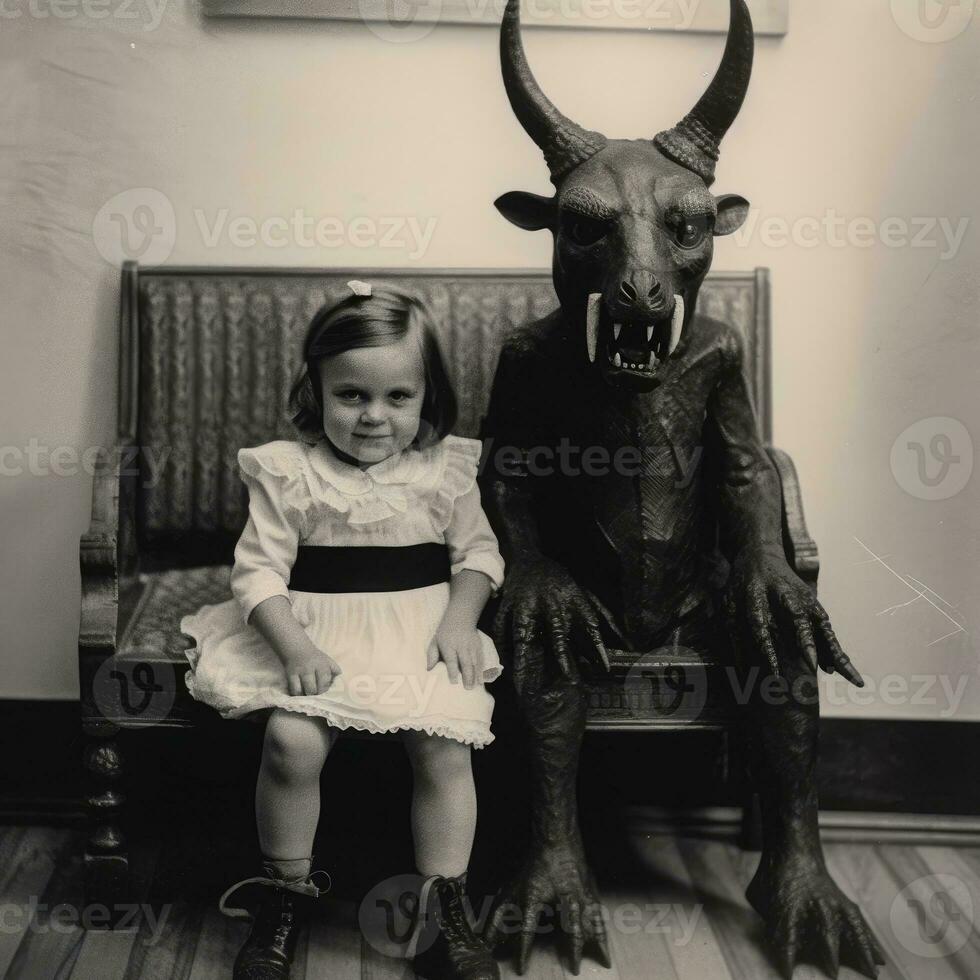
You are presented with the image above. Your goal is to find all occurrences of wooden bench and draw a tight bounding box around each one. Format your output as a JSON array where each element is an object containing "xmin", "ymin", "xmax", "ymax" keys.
[{"xmin": 78, "ymin": 262, "xmax": 815, "ymax": 910}]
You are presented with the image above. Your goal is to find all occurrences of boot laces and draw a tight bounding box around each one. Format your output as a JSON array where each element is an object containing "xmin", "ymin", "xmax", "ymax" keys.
[
  {"xmin": 218, "ymin": 868, "xmax": 332, "ymax": 920},
  {"xmin": 438, "ymin": 878, "xmax": 483, "ymax": 950}
]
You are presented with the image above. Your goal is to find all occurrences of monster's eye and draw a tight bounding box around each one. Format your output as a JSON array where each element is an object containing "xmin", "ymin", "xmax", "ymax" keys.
[
  {"xmin": 673, "ymin": 217, "xmax": 709, "ymax": 250},
  {"xmin": 563, "ymin": 213, "xmax": 608, "ymax": 247}
]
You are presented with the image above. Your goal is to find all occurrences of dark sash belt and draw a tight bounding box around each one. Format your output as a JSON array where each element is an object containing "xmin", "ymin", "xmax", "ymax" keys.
[{"xmin": 289, "ymin": 544, "xmax": 451, "ymax": 593}]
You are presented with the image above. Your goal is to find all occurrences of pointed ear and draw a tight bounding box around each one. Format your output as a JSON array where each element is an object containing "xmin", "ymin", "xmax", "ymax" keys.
[
  {"xmin": 495, "ymin": 191, "xmax": 556, "ymax": 231},
  {"xmin": 713, "ymin": 194, "xmax": 750, "ymax": 236}
]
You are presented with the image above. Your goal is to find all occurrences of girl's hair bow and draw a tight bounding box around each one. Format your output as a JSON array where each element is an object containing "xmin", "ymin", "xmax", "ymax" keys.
[{"xmin": 346, "ymin": 279, "xmax": 372, "ymax": 298}]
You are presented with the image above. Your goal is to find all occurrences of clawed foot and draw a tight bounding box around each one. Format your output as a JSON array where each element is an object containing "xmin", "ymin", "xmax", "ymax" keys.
[
  {"xmin": 747, "ymin": 851, "xmax": 886, "ymax": 979},
  {"xmin": 484, "ymin": 840, "xmax": 611, "ymax": 975}
]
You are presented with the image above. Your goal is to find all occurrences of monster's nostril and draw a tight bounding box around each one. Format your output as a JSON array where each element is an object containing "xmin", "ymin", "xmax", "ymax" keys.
[
  {"xmin": 648, "ymin": 281, "xmax": 662, "ymax": 298},
  {"xmin": 619, "ymin": 281, "xmax": 637, "ymax": 302}
]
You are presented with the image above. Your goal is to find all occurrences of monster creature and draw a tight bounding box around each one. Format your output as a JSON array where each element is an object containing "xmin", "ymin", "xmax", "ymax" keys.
[{"xmin": 478, "ymin": 2, "xmax": 886, "ymax": 978}]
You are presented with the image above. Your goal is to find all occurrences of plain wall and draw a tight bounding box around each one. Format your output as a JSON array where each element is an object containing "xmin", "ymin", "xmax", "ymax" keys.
[{"xmin": 1, "ymin": 0, "xmax": 977, "ymax": 718}]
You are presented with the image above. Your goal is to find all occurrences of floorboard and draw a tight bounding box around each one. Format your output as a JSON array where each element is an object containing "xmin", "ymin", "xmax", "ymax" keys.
[{"xmin": 3, "ymin": 824, "xmax": 979, "ymax": 979}]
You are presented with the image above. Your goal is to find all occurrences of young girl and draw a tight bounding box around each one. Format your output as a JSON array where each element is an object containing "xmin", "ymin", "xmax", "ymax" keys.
[{"xmin": 180, "ymin": 281, "xmax": 504, "ymax": 980}]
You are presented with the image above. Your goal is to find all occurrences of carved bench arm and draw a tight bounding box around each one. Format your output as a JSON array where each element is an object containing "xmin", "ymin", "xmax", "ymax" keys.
[
  {"xmin": 764, "ymin": 446, "xmax": 819, "ymax": 590},
  {"xmin": 78, "ymin": 444, "xmax": 140, "ymax": 655}
]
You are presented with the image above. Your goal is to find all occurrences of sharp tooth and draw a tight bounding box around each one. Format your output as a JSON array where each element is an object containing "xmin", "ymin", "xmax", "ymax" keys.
[
  {"xmin": 613, "ymin": 351, "xmax": 622, "ymax": 368},
  {"xmin": 668, "ymin": 294, "xmax": 685, "ymax": 355},
  {"xmin": 647, "ymin": 351, "xmax": 656, "ymax": 370},
  {"xmin": 586, "ymin": 293, "xmax": 601, "ymax": 363},
  {"xmin": 646, "ymin": 325, "xmax": 654, "ymax": 343},
  {"xmin": 613, "ymin": 322, "xmax": 622, "ymax": 340}
]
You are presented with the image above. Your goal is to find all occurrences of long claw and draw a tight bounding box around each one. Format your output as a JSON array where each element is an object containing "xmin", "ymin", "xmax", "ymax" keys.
[
  {"xmin": 589, "ymin": 592, "xmax": 626, "ymax": 646},
  {"xmin": 594, "ymin": 636, "xmax": 610, "ymax": 672},
  {"xmin": 515, "ymin": 904, "xmax": 540, "ymax": 975},
  {"xmin": 773, "ymin": 918, "xmax": 800, "ymax": 980},
  {"xmin": 576, "ymin": 595, "xmax": 613, "ymax": 674},
  {"xmin": 841, "ymin": 906, "xmax": 883, "ymax": 977},
  {"xmin": 564, "ymin": 898, "xmax": 584, "ymax": 975},
  {"xmin": 581, "ymin": 621, "xmax": 610, "ymax": 673},
  {"xmin": 819, "ymin": 923, "xmax": 841, "ymax": 978},
  {"xmin": 783, "ymin": 600, "xmax": 818, "ymax": 674},
  {"xmin": 814, "ymin": 616, "xmax": 865, "ymax": 687},
  {"xmin": 594, "ymin": 930, "xmax": 612, "ymax": 969},
  {"xmin": 748, "ymin": 586, "xmax": 780, "ymax": 677},
  {"xmin": 796, "ymin": 619, "xmax": 817, "ymax": 676},
  {"xmin": 587, "ymin": 893, "xmax": 611, "ymax": 968},
  {"xmin": 834, "ymin": 650, "xmax": 865, "ymax": 687},
  {"xmin": 849, "ymin": 943, "xmax": 879, "ymax": 979},
  {"xmin": 777, "ymin": 946, "xmax": 797, "ymax": 980}
]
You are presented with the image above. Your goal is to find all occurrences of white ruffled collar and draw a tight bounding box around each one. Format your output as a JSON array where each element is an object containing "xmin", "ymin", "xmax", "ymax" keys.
[
  {"xmin": 302, "ymin": 438, "xmax": 449, "ymax": 525},
  {"xmin": 305, "ymin": 438, "xmax": 440, "ymax": 493}
]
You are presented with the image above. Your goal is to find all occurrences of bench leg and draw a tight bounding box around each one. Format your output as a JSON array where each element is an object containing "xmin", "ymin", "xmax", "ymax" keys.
[{"xmin": 82, "ymin": 726, "xmax": 130, "ymax": 925}]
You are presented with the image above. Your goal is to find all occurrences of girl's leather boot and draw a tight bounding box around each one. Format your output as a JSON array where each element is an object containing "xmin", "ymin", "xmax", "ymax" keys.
[
  {"xmin": 218, "ymin": 858, "xmax": 331, "ymax": 980},
  {"xmin": 410, "ymin": 873, "xmax": 499, "ymax": 980}
]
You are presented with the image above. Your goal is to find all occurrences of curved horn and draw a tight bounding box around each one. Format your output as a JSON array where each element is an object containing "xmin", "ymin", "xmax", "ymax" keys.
[
  {"xmin": 500, "ymin": 0, "xmax": 607, "ymax": 185},
  {"xmin": 653, "ymin": 0, "xmax": 754, "ymax": 186}
]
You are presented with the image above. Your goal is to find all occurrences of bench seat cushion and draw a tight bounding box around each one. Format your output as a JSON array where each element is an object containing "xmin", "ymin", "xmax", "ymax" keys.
[
  {"xmin": 108, "ymin": 566, "xmax": 733, "ymax": 731},
  {"xmin": 119, "ymin": 566, "xmax": 232, "ymax": 664}
]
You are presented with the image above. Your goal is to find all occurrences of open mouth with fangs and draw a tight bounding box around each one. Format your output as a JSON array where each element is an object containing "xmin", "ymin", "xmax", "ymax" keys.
[{"xmin": 586, "ymin": 292, "xmax": 685, "ymax": 387}]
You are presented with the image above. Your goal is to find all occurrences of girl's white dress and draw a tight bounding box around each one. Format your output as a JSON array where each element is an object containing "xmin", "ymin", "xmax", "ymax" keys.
[{"xmin": 179, "ymin": 435, "xmax": 505, "ymax": 748}]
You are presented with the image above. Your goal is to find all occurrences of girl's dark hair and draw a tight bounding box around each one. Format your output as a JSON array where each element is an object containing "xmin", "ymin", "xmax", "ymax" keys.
[{"xmin": 288, "ymin": 285, "xmax": 457, "ymax": 448}]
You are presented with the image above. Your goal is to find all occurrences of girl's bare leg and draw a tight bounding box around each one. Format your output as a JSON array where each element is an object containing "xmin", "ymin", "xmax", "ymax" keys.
[
  {"xmin": 256, "ymin": 708, "xmax": 337, "ymax": 875},
  {"xmin": 403, "ymin": 732, "xmax": 477, "ymax": 877}
]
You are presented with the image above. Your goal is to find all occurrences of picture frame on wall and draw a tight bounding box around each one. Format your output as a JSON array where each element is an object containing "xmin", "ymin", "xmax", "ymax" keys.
[{"xmin": 202, "ymin": 0, "xmax": 789, "ymax": 36}]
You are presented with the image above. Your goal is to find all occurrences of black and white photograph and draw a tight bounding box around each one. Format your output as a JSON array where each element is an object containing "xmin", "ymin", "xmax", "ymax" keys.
[{"xmin": 1, "ymin": 1, "xmax": 978, "ymax": 978}]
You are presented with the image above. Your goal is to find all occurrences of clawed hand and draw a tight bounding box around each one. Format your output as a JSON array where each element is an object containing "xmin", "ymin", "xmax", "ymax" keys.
[
  {"xmin": 747, "ymin": 850, "xmax": 886, "ymax": 979},
  {"xmin": 494, "ymin": 557, "xmax": 618, "ymax": 692},
  {"xmin": 726, "ymin": 547, "xmax": 864, "ymax": 686},
  {"xmin": 485, "ymin": 840, "xmax": 610, "ymax": 975}
]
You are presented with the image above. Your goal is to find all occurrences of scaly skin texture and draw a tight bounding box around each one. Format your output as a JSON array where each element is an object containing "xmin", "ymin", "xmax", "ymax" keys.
[
  {"xmin": 479, "ymin": 309, "xmax": 881, "ymax": 979},
  {"xmin": 486, "ymin": 2, "xmax": 881, "ymax": 973},
  {"xmin": 738, "ymin": 631, "xmax": 886, "ymax": 980}
]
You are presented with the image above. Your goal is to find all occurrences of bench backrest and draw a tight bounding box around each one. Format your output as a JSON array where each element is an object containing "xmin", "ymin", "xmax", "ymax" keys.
[{"xmin": 122, "ymin": 264, "xmax": 770, "ymax": 561}]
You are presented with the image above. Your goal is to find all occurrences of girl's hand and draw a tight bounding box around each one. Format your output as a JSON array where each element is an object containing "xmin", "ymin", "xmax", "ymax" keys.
[
  {"xmin": 430, "ymin": 618, "xmax": 483, "ymax": 690},
  {"xmin": 281, "ymin": 643, "xmax": 342, "ymax": 697}
]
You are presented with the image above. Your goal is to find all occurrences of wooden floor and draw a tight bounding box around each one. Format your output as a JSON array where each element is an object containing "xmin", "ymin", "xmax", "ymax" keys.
[{"xmin": 1, "ymin": 825, "xmax": 978, "ymax": 980}]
